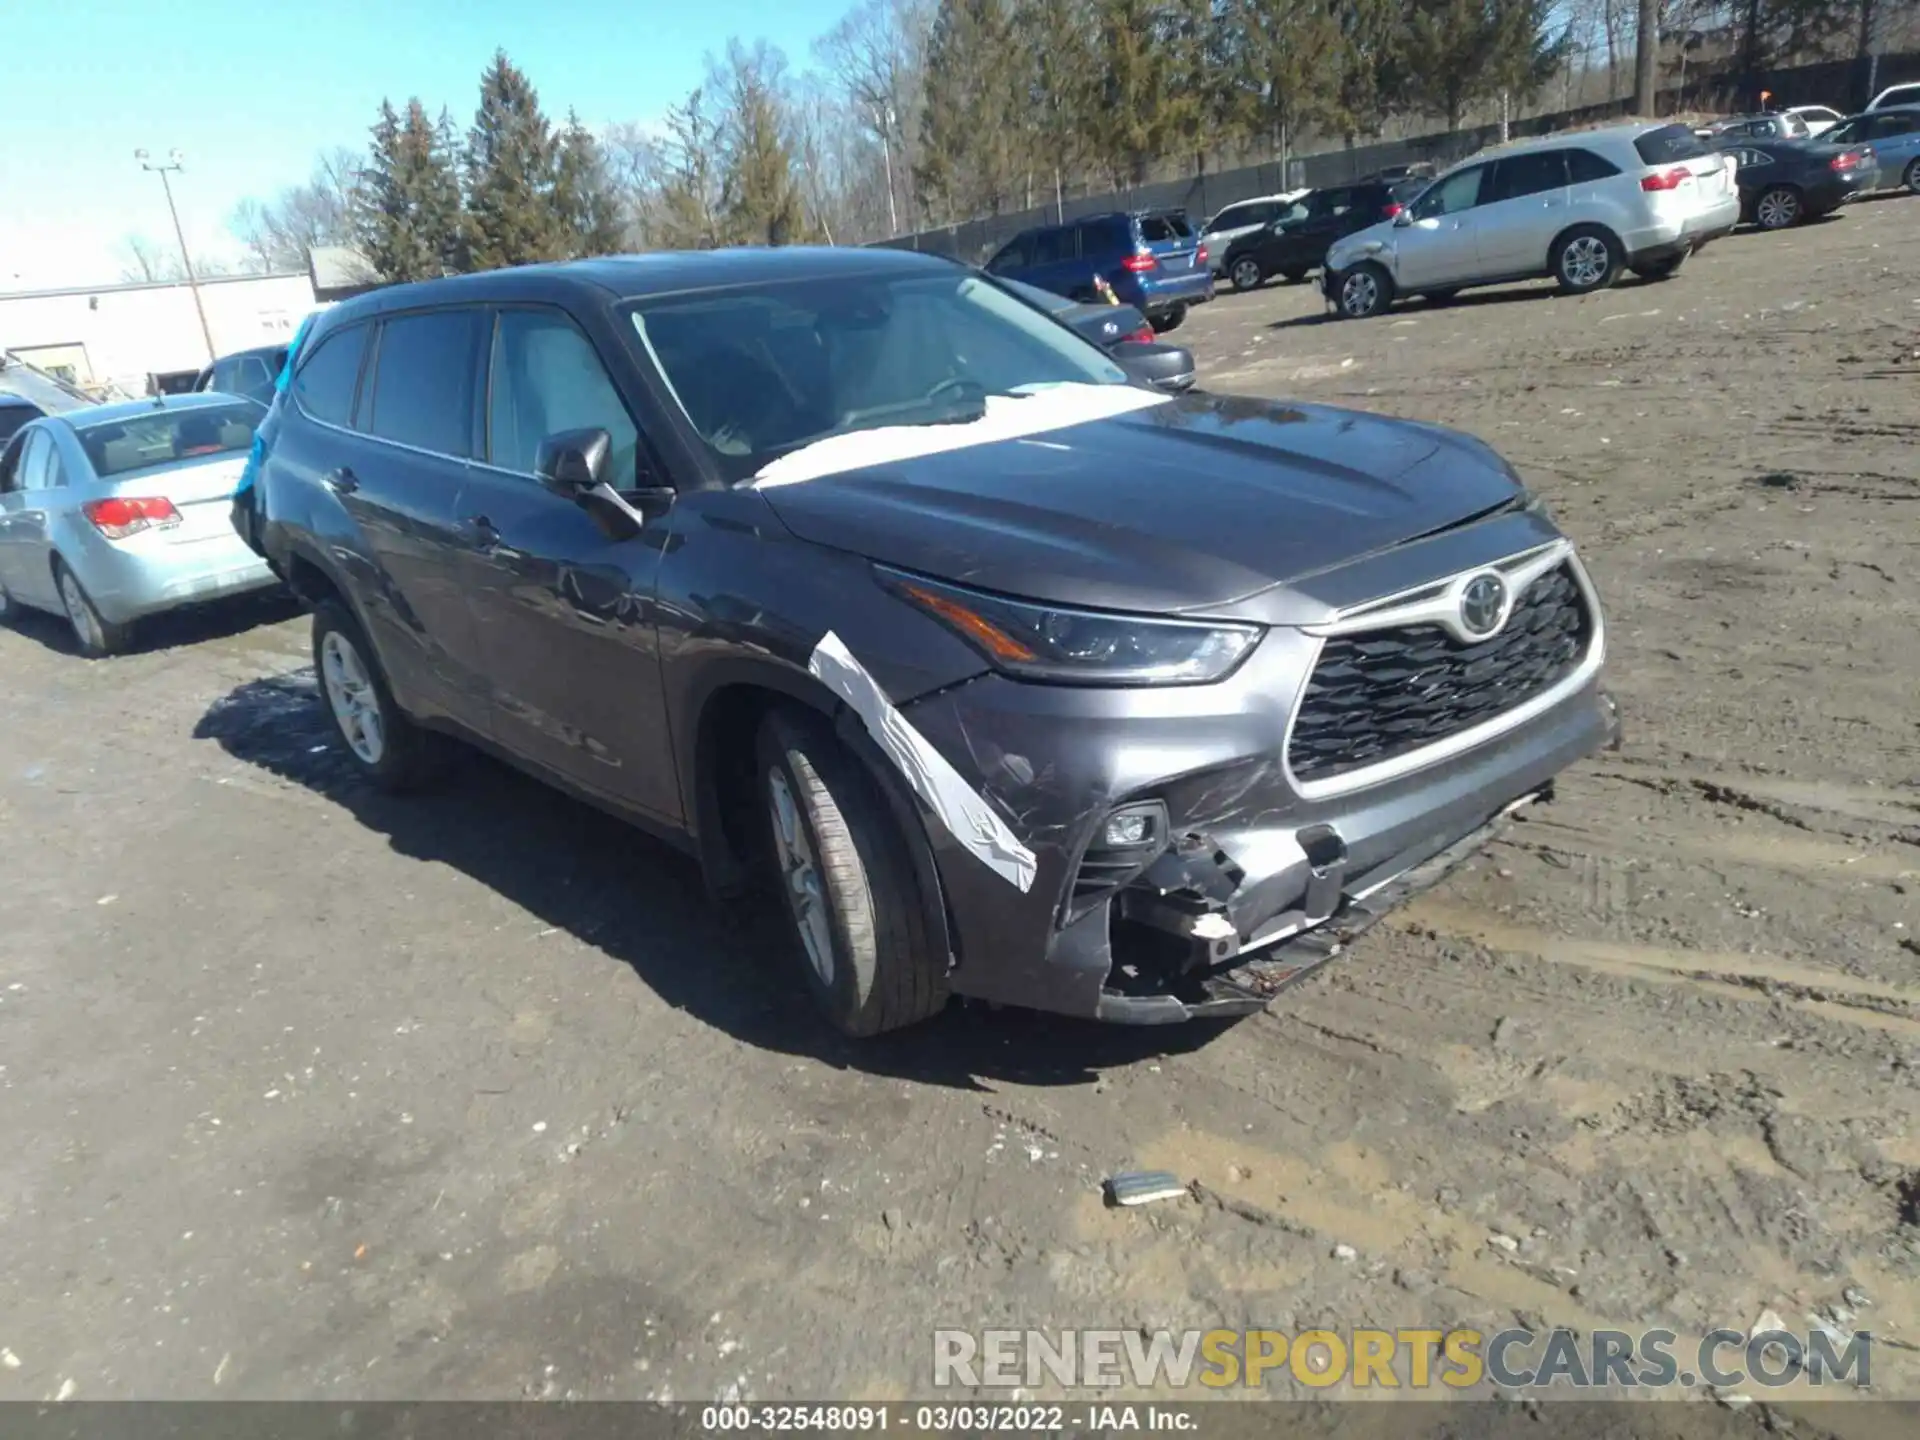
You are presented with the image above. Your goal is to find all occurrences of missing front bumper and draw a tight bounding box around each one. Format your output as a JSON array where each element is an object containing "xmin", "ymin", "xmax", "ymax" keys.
[{"xmin": 1093, "ymin": 787, "xmax": 1548, "ymax": 1025}]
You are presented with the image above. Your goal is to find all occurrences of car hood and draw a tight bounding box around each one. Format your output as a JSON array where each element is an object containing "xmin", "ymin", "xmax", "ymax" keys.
[{"xmin": 755, "ymin": 391, "xmax": 1527, "ymax": 621}]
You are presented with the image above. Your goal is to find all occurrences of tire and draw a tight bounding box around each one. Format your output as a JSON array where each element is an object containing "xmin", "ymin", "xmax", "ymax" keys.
[
  {"xmin": 1154, "ymin": 304, "xmax": 1187, "ymax": 334},
  {"xmin": 1333, "ymin": 262, "xmax": 1393, "ymax": 319},
  {"xmin": 1228, "ymin": 257, "xmax": 1264, "ymax": 292},
  {"xmin": 1631, "ymin": 251, "xmax": 1687, "ymax": 282},
  {"xmin": 756, "ymin": 708, "xmax": 948, "ymax": 1037},
  {"xmin": 311, "ymin": 599, "xmax": 443, "ymax": 791},
  {"xmin": 1552, "ymin": 225, "xmax": 1622, "ymax": 294},
  {"xmin": 1904, "ymin": 158, "xmax": 1920, "ymax": 195},
  {"xmin": 53, "ymin": 558, "xmax": 130, "ymax": 657},
  {"xmin": 1754, "ymin": 185, "xmax": 1802, "ymax": 230},
  {"xmin": 0, "ymin": 577, "xmax": 15, "ymax": 627}
]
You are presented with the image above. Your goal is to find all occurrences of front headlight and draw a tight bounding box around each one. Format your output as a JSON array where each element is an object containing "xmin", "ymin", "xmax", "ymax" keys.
[{"xmin": 879, "ymin": 567, "xmax": 1261, "ymax": 686}]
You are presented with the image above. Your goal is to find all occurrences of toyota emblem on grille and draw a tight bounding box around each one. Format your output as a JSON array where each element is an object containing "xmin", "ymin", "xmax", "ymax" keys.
[{"xmin": 1459, "ymin": 573, "xmax": 1508, "ymax": 638}]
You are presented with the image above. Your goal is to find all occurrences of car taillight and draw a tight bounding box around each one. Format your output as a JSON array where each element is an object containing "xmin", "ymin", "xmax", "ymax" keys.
[
  {"xmin": 1831, "ymin": 149, "xmax": 1865, "ymax": 170},
  {"xmin": 1194, "ymin": 244, "xmax": 1207, "ymax": 265},
  {"xmin": 1124, "ymin": 325, "xmax": 1155, "ymax": 343},
  {"xmin": 82, "ymin": 496, "xmax": 181, "ymax": 539},
  {"xmin": 1639, "ymin": 166, "xmax": 1692, "ymax": 191},
  {"xmin": 1383, "ymin": 202, "xmax": 1403, "ymax": 218},
  {"xmin": 1121, "ymin": 252, "xmax": 1156, "ymax": 273}
]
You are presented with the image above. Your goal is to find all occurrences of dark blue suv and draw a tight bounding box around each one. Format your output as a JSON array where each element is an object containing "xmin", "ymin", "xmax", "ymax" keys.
[{"xmin": 985, "ymin": 210, "xmax": 1214, "ymax": 331}]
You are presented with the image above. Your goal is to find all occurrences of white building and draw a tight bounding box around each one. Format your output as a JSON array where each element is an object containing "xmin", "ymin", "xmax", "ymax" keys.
[{"xmin": 0, "ymin": 270, "xmax": 322, "ymax": 399}]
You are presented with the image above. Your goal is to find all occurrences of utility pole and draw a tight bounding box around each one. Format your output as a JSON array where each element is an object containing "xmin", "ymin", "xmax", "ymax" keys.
[
  {"xmin": 135, "ymin": 148, "xmax": 215, "ymax": 363},
  {"xmin": 1633, "ymin": 0, "xmax": 1659, "ymax": 116},
  {"xmin": 875, "ymin": 105, "xmax": 899, "ymax": 238}
]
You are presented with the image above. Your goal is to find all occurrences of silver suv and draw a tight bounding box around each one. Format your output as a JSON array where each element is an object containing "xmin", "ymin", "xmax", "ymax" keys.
[{"xmin": 1323, "ymin": 123, "xmax": 1740, "ymax": 319}]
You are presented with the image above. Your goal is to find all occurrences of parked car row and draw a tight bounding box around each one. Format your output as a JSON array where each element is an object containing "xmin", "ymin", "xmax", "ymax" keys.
[{"xmin": 3, "ymin": 247, "xmax": 1618, "ymax": 1043}]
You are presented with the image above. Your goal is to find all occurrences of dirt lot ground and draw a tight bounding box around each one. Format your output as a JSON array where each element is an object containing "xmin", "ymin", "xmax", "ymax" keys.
[{"xmin": 1, "ymin": 197, "xmax": 1916, "ymax": 1418}]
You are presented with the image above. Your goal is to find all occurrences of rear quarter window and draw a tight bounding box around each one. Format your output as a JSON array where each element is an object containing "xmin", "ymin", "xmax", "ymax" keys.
[
  {"xmin": 1566, "ymin": 148, "xmax": 1622, "ymax": 183},
  {"xmin": 1634, "ymin": 125, "xmax": 1710, "ymax": 165}
]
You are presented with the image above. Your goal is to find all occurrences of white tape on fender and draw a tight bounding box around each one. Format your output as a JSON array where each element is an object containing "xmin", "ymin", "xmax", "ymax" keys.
[{"xmin": 808, "ymin": 631, "xmax": 1038, "ymax": 894}]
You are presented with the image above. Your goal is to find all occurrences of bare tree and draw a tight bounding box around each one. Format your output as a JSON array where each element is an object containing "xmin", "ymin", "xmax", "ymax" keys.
[{"xmin": 119, "ymin": 235, "xmax": 175, "ymax": 283}]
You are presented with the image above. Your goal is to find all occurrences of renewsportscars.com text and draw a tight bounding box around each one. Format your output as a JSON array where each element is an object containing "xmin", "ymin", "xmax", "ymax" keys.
[{"xmin": 933, "ymin": 1326, "xmax": 1870, "ymax": 1391}]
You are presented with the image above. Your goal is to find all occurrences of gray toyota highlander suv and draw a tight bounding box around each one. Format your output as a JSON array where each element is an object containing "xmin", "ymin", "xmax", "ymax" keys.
[{"xmin": 241, "ymin": 248, "xmax": 1618, "ymax": 1035}]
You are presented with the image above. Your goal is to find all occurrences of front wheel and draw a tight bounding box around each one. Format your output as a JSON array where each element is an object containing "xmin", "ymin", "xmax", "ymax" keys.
[
  {"xmin": 756, "ymin": 709, "xmax": 948, "ymax": 1037},
  {"xmin": 1904, "ymin": 158, "xmax": 1920, "ymax": 195},
  {"xmin": 1754, "ymin": 186, "xmax": 1802, "ymax": 230},
  {"xmin": 54, "ymin": 559, "xmax": 130, "ymax": 657},
  {"xmin": 1333, "ymin": 262, "xmax": 1393, "ymax": 319},
  {"xmin": 1228, "ymin": 257, "xmax": 1263, "ymax": 292},
  {"xmin": 311, "ymin": 600, "xmax": 444, "ymax": 790},
  {"xmin": 1553, "ymin": 226, "xmax": 1622, "ymax": 294}
]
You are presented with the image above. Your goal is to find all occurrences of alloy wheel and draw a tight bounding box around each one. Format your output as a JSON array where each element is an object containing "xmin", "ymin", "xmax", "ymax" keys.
[
  {"xmin": 1340, "ymin": 270, "xmax": 1379, "ymax": 317},
  {"xmin": 319, "ymin": 630, "xmax": 387, "ymax": 765},
  {"xmin": 1756, "ymin": 188, "xmax": 1800, "ymax": 229},
  {"xmin": 767, "ymin": 768, "xmax": 835, "ymax": 986},
  {"xmin": 1906, "ymin": 159, "xmax": 1920, "ymax": 195},
  {"xmin": 1231, "ymin": 258, "xmax": 1261, "ymax": 291},
  {"xmin": 1561, "ymin": 235, "xmax": 1611, "ymax": 289}
]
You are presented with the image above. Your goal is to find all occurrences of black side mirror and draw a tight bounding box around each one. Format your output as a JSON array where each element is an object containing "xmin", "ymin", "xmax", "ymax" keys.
[
  {"xmin": 534, "ymin": 426, "xmax": 671, "ymax": 541},
  {"xmin": 534, "ymin": 427, "xmax": 610, "ymax": 498},
  {"xmin": 1109, "ymin": 339, "xmax": 1197, "ymax": 394}
]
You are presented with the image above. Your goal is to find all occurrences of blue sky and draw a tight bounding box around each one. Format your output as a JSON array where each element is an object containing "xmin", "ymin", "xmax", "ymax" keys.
[{"xmin": 0, "ymin": 0, "xmax": 852, "ymax": 290}]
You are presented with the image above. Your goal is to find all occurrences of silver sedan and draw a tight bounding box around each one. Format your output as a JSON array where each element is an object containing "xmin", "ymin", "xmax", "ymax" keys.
[{"xmin": 0, "ymin": 392, "xmax": 279, "ymax": 655}]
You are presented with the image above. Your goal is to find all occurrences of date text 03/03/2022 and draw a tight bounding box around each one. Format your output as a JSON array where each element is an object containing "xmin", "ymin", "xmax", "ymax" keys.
[{"xmin": 700, "ymin": 1404, "xmax": 1193, "ymax": 1431}]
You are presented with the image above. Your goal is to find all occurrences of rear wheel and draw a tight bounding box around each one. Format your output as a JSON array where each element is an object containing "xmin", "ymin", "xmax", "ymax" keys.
[
  {"xmin": 1334, "ymin": 262, "xmax": 1393, "ymax": 319},
  {"xmin": 311, "ymin": 600, "xmax": 443, "ymax": 791},
  {"xmin": 1905, "ymin": 158, "xmax": 1920, "ymax": 194},
  {"xmin": 1552, "ymin": 226, "xmax": 1622, "ymax": 294},
  {"xmin": 756, "ymin": 709, "xmax": 948, "ymax": 1037},
  {"xmin": 1154, "ymin": 304, "xmax": 1187, "ymax": 333},
  {"xmin": 1754, "ymin": 185, "xmax": 1802, "ymax": 230},
  {"xmin": 1228, "ymin": 256, "xmax": 1264, "ymax": 292},
  {"xmin": 54, "ymin": 559, "xmax": 129, "ymax": 658}
]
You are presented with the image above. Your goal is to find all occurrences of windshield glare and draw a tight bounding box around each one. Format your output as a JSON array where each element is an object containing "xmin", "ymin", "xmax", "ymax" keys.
[
  {"xmin": 76, "ymin": 401, "xmax": 260, "ymax": 478},
  {"xmin": 628, "ymin": 271, "xmax": 1130, "ymax": 478}
]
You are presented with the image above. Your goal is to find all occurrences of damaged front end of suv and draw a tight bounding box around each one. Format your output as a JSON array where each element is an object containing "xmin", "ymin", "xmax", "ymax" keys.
[{"xmin": 757, "ymin": 405, "xmax": 1622, "ymax": 1026}]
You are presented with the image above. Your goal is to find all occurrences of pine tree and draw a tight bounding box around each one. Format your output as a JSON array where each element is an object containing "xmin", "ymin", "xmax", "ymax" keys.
[
  {"xmin": 354, "ymin": 98, "xmax": 464, "ymax": 283},
  {"xmin": 1397, "ymin": 0, "xmax": 1566, "ymax": 132},
  {"xmin": 1219, "ymin": 0, "xmax": 1342, "ymax": 170},
  {"xmin": 718, "ymin": 42, "xmax": 809, "ymax": 245},
  {"xmin": 463, "ymin": 50, "xmax": 564, "ymax": 270},
  {"xmin": 653, "ymin": 88, "xmax": 727, "ymax": 248},
  {"xmin": 916, "ymin": 0, "xmax": 1021, "ymax": 217},
  {"xmin": 554, "ymin": 112, "xmax": 628, "ymax": 256}
]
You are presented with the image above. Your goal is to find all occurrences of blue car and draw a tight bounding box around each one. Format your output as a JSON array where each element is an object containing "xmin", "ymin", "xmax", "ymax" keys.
[
  {"xmin": 985, "ymin": 210, "xmax": 1215, "ymax": 331},
  {"xmin": 1819, "ymin": 106, "xmax": 1920, "ymax": 193}
]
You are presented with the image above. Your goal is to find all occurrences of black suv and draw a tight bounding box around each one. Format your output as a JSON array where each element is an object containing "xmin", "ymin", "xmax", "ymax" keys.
[
  {"xmin": 244, "ymin": 249, "xmax": 1615, "ymax": 1035},
  {"xmin": 1219, "ymin": 181, "xmax": 1421, "ymax": 292}
]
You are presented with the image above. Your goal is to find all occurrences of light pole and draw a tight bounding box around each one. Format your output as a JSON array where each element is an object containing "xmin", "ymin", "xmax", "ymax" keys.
[{"xmin": 135, "ymin": 148, "xmax": 215, "ymax": 362}]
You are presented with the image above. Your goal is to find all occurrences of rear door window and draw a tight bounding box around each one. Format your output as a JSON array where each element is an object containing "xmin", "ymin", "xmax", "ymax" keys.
[
  {"xmin": 1565, "ymin": 148, "xmax": 1622, "ymax": 183},
  {"xmin": 1074, "ymin": 217, "xmax": 1128, "ymax": 258},
  {"xmin": 292, "ymin": 323, "xmax": 369, "ymax": 428},
  {"xmin": 1635, "ymin": 124, "xmax": 1710, "ymax": 165},
  {"xmin": 1030, "ymin": 227, "xmax": 1077, "ymax": 264},
  {"xmin": 1487, "ymin": 150, "xmax": 1569, "ymax": 202},
  {"xmin": 365, "ymin": 310, "xmax": 483, "ymax": 458}
]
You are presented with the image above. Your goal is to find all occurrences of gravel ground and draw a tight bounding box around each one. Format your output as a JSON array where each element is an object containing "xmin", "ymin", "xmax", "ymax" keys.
[{"xmin": 1, "ymin": 197, "xmax": 1916, "ymax": 1418}]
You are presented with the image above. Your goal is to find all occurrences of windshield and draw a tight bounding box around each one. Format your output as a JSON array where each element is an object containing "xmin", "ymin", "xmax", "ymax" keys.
[
  {"xmin": 75, "ymin": 401, "xmax": 260, "ymax": 479},
  {"xmin": 627, "ymin": 270, "xmax": 1130, "ymax": 480}
]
